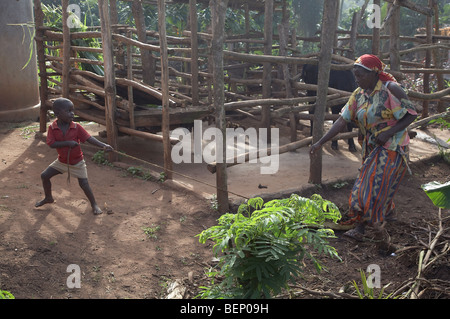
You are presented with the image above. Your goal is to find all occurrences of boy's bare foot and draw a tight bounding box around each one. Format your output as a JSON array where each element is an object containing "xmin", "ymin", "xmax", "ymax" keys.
[
  {"xmin": 92, "ymin": 204, "xmax": 103, "ymax": 215},
  {"xmin": 35, "ymin": 198, "xmax": 55, "ymax": 207}
]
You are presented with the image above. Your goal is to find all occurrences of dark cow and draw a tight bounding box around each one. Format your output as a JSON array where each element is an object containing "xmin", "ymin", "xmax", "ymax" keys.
[{"xmin": 301, "ymin": 64, "xmax": 357, "ymax": 152}]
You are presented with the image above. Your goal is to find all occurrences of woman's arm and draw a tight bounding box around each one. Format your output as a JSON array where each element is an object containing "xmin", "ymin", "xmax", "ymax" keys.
[
  {"xmin": 375, "ymin": 112, "xmax": 417, "ymax": 145},
  {"xmin": 376, "ymin": 82, "xmax": 418, "ymax": 145},
  {"xmin": 310, "ymin": 116, "xmax": 348, "ymax": 155}
]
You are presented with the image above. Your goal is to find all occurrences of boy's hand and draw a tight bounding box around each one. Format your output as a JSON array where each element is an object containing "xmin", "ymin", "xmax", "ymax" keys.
[
  {"xmin": 67, "ymin": 141, "xmax": 79, "ymax": 148},
  {"xmin": 103, "ymin": 144, "xmax": 114, "ymax": 152}
]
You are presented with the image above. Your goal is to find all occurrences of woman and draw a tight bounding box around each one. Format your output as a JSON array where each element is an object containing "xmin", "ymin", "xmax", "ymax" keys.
[{"xmin": 310, "ymin": 54, "xmax": 418, "ymax": 241}]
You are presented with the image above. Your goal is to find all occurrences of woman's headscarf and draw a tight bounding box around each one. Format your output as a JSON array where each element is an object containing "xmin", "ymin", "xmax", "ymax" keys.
[{"xmin": 354, "ymin": 54, "xmax": 397, "ymax": 82}]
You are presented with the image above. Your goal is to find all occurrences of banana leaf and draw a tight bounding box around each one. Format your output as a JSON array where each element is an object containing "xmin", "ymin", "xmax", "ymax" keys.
[{"xmin": 421, "ymin": 181, "xmax": 450, "ymax": 209}]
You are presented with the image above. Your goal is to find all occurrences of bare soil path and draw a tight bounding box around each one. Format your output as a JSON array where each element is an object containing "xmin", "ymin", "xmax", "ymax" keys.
[{"xmin": 0, "ymin": 120, "xmax": 448, "ymax": 299}]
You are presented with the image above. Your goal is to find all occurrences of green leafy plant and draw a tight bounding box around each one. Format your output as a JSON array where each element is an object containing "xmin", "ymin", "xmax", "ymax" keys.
[
  {"xmin": 127, "ymin": 166, "xmax": 153, "ymax": 181},
  {"xmin": 143, "ymin": 224, "xmax": 161, "ymax": 240},
  {"xmin": 430, "ymin": 109, "xmax": 450, "ymax": 164},
  {"xmin": 0, "ymin": 290, "xmax": 15, "ymax": 299},
  {"xmin": 352, "ymin": 269, "xmax": 394, "ymax": 299},
  {"xmin": 197, "ymin": 194, "xmax": 342, "ymax": 299},
  {"xmin": 92, "ymin": 150, "xmax": 112, "ymax": 166},
  {"xmin": 421, "ymin": 181, "xmax": 450, "ymax": 209}
]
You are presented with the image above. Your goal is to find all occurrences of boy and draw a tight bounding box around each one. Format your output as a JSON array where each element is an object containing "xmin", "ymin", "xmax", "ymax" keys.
[{"xmin": 35, "ymin": 98, "xmax": 113, "ymax": 215}]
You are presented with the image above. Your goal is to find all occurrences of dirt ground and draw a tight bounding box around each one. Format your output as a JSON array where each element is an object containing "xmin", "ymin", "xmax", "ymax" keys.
[{"xmin": 0, "ymin": 118, "xmax": 449, "ymax": 299}]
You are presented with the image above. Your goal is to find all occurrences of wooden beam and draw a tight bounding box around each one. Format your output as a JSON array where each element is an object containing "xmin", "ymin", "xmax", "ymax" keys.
[{"xmin": 384, "ymin": 0, "xmax": 434, "ymax": 16}]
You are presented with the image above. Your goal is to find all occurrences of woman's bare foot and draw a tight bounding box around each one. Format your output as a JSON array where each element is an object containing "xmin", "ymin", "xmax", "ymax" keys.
[
  {"xmin": 35, "ymin": 197, "xmax": 55, "ymax": 207},
  {"xmin": 92, "ymin": 204, "xmax": 103, "ymax": 215},
  {"xmin": 343, "ymin": 223, "xmax": 366, "ymax": 241}
]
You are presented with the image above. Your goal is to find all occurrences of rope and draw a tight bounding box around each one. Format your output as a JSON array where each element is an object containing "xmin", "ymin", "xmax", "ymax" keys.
[
  {"xmin": 109, "ymin": 149, "xmax": 250, "ymax": 200},
  {"xmin": 67, "ymin": 148, "xmax": 71, "ymax": 185}
]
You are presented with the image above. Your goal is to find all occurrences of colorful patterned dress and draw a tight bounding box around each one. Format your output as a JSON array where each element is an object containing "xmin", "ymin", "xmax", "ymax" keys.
[{"xmin": 341, "ymin": 80, "xmax": 417, "ymax": 225}]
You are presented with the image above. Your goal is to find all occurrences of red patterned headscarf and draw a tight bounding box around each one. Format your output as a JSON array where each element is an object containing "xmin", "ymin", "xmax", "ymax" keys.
[{"xmin": 354, "ymin": 54, "xmax": 397, "ymax": 82}]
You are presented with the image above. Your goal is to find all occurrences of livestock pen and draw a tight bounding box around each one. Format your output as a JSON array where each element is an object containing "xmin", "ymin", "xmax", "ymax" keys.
[{"xmin": 32, "ymin": 0, "xmax": 450, "ymax": 211}]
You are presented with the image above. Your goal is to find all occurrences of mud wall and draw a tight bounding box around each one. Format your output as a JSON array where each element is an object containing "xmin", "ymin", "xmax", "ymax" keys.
[{"xmin": 0, "ymin": 0, "xmax": 40, "ymax": 122}]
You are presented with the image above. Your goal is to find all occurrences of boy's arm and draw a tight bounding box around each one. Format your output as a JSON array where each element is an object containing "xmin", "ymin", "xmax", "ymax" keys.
[
  {"xmin": 49, "ymin": 141, "xmax": 79, "ymax": 149},
  {"xmin": 87, "ymin": 136, "xmax": 114, "ymax": 151}
]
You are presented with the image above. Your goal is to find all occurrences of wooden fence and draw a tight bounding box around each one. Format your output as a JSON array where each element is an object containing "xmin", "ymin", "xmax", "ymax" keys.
[{"xmin": 33, "ymin": 0, "xmax": 450, "ymax": 212}]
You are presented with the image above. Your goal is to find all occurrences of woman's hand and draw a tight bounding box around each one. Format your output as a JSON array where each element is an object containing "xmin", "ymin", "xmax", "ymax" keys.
[
  {"xmin": 310, "ymin": 142, "xmax": 322, "ymax": 155},
  {"xmin": 375, "ymin": 131, "xmax": 392, "ymax": 146},
  {"xmin": 103, "ymin": 143, "xmax": 114, "ymax": 152}
]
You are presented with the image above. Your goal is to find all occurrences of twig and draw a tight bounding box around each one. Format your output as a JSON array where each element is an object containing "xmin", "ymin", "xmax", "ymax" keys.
[
  {"xmin": 286, "ymin": 285, "xmax": 359, "ymax": 299},
  {"xmin": 402, "ymin": 208, "xmax": 447, "ymax": 299},
  {"xmin": 423, "ymin": 208, "xmax": 444, "ymax": 269}
]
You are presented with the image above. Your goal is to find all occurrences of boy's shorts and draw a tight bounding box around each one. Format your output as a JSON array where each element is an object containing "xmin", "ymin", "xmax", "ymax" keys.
[{"xmin": 49, "ymin": 159, "xmax": 88, "ymax": 179}]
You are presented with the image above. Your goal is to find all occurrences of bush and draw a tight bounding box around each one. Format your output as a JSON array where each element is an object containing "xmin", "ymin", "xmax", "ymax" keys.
[
  {"xmin": 0, "ymin": 290, "xmax": 15, "ymax": 299},
  {"xmin": 197, "ymin": 194, "xmax": 342, "ymax": 299}
]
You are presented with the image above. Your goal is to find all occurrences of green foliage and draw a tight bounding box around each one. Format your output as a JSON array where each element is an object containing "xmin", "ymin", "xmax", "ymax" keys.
[
  {"xmin": 197, "ymin": 194, "xmax": 341, "ymax": 299},
  {"xmin": 352, "ymin": 269, "xmax": 394, "ymax": 299},
  {"xmin": 430, "ymin": 110, "xmax": 450, "ymax": 164},
  {"xmin": 127, "ymin": 166, "xmax": 154, "ymax": 181},
  {"xmin": 421, "ymin": 181, "xmax": 450, "ymax": 209},
  {"xmin": 92, "ymin": 150, "xmax": 112, "ymax": 166},
  {"xmin": 0, "ymin": 290, "xmax": 15, "ymax": 299},
  {"xmin": 143, "ymin": 224, "xmax": 161, "ymax": 240}
]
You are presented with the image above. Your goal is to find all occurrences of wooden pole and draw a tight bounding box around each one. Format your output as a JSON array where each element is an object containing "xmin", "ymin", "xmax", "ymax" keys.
[
  {"xmin": 98, "ymin": 0, "xmax": 118, "ymax": 162},
  {"xmin": 126, "ymin": 30, "xmax": 135, "ymax": 129},
  {"xmin": 309, "ymin": 0, "xmax": 339, "ymax": 185},
  {"xmin": 372, "ymin": 0, "xmax": 381, "ymax": 55},
  {"xmin": 61, "ymin": 0, "xmax": 71, "ymax": 98},
  {"xmin": 211, "ymin": 0, "xmax": 229, "ymax": 214},
  {"xmin": 158, "ymin": 0, "xmax": 173, "ymax": 180},
  {"xmin": 189, "ymin": 0, "xmax": 199, "ymax": 106},
  {"xmin": 279, "ymin": 0, "xmax": 293, "ymax": 98},
  {"xmin": 422, "ymin": 0, "xmax": 433, "ymax": 118},
  {"xmin": 109, "ymin": 0, "xmax": 119, "ymax": 25},
  {"xmin": 33, "ymin": 0, "xmax": 49, "ymax": 132},
  {"xmin": 389, "ymin": 2, "xmax": 400, "ymax": 72},
  {"xmin": 261, "ymin": 0, "xmax": 274, "ymax": 142},
  {"xmin": 432, "ymin": 0, "xmax": 445, "ymax": 113},
  {"xmin": 131, "ymin": 0, "xmax": 155, "ymax": 86}
]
